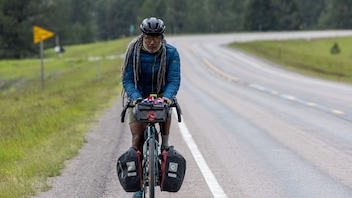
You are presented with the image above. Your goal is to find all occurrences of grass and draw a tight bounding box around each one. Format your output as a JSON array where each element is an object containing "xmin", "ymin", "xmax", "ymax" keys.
[
  {"xmin": 2, "ymin": 34, "xmax": 352, "ymax": 198},
  {"xmin": 229, "ymin": 36, "xmax": 352, "ymax": 83},
  {"xmin": 0, "ymin": 38, "xmax": 131, "ymax": 198}
]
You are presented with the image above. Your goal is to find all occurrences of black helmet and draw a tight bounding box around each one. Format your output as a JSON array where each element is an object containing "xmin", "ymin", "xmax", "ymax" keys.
[{"xmin": 140, "ymin": 17, "xmax": 165, "ymax": 36}]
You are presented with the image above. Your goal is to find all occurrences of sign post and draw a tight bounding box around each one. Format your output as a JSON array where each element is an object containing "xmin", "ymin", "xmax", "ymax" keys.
[{"xmin": 33, "ymin": 26, "xmax": 54, "ymax": 90}]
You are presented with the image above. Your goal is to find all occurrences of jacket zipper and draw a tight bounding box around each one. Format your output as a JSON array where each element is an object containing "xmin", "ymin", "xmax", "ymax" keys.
[{"xmin": 151, "ymin": 55, "xmax": 157, "ymax": 94}]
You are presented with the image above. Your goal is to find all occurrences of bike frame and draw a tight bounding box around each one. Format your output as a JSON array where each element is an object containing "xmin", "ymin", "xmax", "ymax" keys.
[
  {"xmin": 142, "ymin": 123, "xmax": 160, "ymax": 198},
  {"xmin": 120, "ymin": 97, "xmax": 182, "ymax": 198}
]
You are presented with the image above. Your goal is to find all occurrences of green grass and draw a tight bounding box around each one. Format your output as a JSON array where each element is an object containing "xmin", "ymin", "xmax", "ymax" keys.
[
  {"xmin": 229, "ymin": 36, "xmax": 352, "ymax": 83},
  {"xmin": 0, "ymin": 38, "xmax": 132, "ymax": 198},
  {"xmin": 2, "ymin": 34, "xmax": 352, "ymax": 198}
]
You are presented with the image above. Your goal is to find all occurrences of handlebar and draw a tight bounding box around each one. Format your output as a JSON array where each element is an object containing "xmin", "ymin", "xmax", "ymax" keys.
[{"xmin": 120, "ymin": 97, "xmax": 182, "ymax": 123}]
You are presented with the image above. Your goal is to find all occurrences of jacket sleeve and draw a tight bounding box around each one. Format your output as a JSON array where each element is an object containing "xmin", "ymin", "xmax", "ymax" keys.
[
  {"xmin": 122, "ymin": 56, "xmax": 142, "ymax": 102},
  {"xmin": 163, "ymin": 48, "xmax": 181, "ymax": 102}
]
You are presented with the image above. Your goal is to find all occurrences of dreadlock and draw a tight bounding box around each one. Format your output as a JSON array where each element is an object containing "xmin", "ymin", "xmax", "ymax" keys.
[{"xmin": 121, "ymin": 34, "xmax": 167, "ymax": 103}]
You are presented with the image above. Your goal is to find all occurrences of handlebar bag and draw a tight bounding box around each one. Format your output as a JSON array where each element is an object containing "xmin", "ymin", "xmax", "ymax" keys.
[
  {"xmin": 134, "ymin": 102, "xmax": 169, "ymax": 123},
  {"xmin": 160, "ymin": 146, "xmax": 186, "ymax": 192},
  {"xmin": 116, "ymin": 147, "xmax": 142, "ymax": 192}
]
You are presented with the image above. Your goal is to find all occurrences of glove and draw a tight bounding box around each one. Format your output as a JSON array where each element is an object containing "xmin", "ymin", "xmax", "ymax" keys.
[
  {"xmin": 133, "ymin": 98, "xmax": 142, "ymax": 105},
  {"xmin": 163, "ymin": 97, "xmax": 172, "ymax": 105}
]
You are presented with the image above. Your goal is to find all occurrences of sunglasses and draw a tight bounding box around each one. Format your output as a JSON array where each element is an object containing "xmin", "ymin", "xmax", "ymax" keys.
[{"xmin": 143, "ymin": 36, "xmax": 162, "ymax": 42}]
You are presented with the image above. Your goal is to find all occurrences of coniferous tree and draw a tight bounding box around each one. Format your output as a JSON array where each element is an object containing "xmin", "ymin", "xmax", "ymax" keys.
[
  {"xmin": 296, "ymin": 0, "xmax": 325, "ymax": 29},
  {"xmin": 66, "ymin": 0, "xmax": 94, "ymax": 44},
  {"xmin": 164, "ymin": 0, "xmax": 187, "ymax": 34},
  {"xmin": 104, "ymin": 0, "xmax": 140, "ymax": 39},
  {"xmin": 0, "ymin": 0, "xmax": 50, "ymax": 58},
  {"xmin": 318, "ymin": 0, "xmax": 352, "ymax": 29},
  {"xmin": 138, "ymin": 0, "xmax": 167, "ymax": 26},
  {"xmin": 0, "ymin": 0, "xmax": 350, "ymax": 59},
  {"xmin": 243, "ymin": 0, "xmax": 277, "ymax": 31},
  {"xmin": 183, "ymin": 0, "xmax": 208, "ymax": 32},
  {"xmin": 95, "ymin": 0, "xmax": 109, "ymax": 41},
  {"xmin": 210, "ymin": 0, "xmax": 246, "ymax": 32},
  {"xmin": 271, "ymin": 0, "xmax": 302, "ymax": 30}
]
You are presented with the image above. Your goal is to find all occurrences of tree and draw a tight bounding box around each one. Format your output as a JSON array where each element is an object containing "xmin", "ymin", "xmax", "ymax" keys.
[
  {"xmin": 0, "ymin": 0, "xmax": 347, "ymax": 59},
  {"xmin": 296, "ymin": 0, "xmax": 325, "ymax": 29},
  {"xmin": 243, "ymin": 0, "xmax": 277, "ymax": 31},
  {"xmin": 97, "ymin": 0, "xmax": 141, "ymax": 40},
  {"xmin": 208, "ymin": 0, "xmax": 246, "ymax": 32},
  {"xmin": 37, "ymin": 0, "xmax": 71, "ymax": 46},
  {"xmin": 95, "ymin": 0, "xmax": 109, "ymax": 40},
  {"xmin": 318, "ymin": 0, "xmax": 352, "ymax": 29},
  {"xmin": 164, "ymin": 0, "xmax": 188, "ymax": 34},
  {"xmin": 271, "ymin": 0, "xmax": 302, "ymax": 30},
  {"xmin": 0, "ymin": 0, "xmax": 50, "ymax": 58},
  {"xmin": 66, "ymin": 0, "xmax": 94, "ymax": 44},
  {"xmin": 138, "ymin": 0, "xmax": 167, "ymax": 27},
  {"xmin": 182, "ymin": 0, "xmax": 208, "ymax": 33}
]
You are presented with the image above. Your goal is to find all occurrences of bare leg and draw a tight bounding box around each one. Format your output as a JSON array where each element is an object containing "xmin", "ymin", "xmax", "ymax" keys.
[
  {"xmin": 129, "ymin": 122, "xmax": 147, "ymax": 152},
  {"xmin": 160, "ymin": 117, "xmax": 171, "ymax": 135},
  {"xmin": 160, "ymin": 117, "xmax": 171, "ymax": 148}
]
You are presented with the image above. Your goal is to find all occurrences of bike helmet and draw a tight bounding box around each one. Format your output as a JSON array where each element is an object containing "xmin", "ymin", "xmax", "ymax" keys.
[{"xmin": 140, "ymin": 17, "xmax": 166, "ymax": 36}]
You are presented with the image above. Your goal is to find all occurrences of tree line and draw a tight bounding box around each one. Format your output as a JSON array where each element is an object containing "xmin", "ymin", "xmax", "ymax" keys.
[{"xmin": 0, "ymin": 0, "xmax": 351, "ymax": 59}]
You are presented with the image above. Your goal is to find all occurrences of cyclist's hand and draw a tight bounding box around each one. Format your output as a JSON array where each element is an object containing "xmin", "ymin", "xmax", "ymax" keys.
[
  {"xmin": 163, "ymin": 97, "xmax": 172, "ymax": 105},
  {"xmin": 133, "ymin": 98, "xmax": 142, "ymax": 105}
]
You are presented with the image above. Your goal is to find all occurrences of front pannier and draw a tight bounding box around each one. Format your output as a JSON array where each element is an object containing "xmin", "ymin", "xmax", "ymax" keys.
[
  {"xmin": 116, "ymin": 147, "xmax": 142, "ymax": 192},
  {"xmin": 160, "ymin": 146, "xmax": 186, "ymax": 192}
]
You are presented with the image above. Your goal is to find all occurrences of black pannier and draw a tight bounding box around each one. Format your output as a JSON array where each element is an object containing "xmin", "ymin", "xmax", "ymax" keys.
[
  {"xmin": 160, "ymin": 146, "xmax": 186, "ymax": 192},
  {"xmin": 116, "ymin": 147, "xmax": 142, "ymax": 192}
]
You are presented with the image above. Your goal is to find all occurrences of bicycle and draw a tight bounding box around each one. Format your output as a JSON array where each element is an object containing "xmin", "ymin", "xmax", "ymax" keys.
[{"xmin": 120, "ymin": 96, "xmax": 182, "ymax": 198}]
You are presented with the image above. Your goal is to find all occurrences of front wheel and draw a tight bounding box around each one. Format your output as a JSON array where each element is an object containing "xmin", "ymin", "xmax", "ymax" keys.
[{"xmin": 148, "ymin": 138, "xmax": 155, "ymax": 198}]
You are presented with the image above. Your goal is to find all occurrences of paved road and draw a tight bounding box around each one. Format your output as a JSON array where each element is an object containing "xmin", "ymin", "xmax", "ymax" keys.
[{"xmin": 36, "ymin": 31, "xmax": 352, "ymax": 198}]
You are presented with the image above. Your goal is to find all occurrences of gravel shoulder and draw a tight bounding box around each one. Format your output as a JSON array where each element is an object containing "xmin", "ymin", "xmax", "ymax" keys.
[
  {"xmin": 34, "ymin": 99, "xmax": 208, "ymax": 198},
  {"xmin": 35, "ymin": 100, "xmax": 131, "ymax": 198}
]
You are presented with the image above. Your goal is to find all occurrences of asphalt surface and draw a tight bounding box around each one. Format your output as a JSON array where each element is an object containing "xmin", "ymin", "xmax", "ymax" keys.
[{"xmin": 36, "ymin": 31, "xmax": 352, "ymax": 198}]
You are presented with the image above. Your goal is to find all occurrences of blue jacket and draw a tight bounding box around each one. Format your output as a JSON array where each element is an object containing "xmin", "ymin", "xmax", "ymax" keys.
[{"xmin": 122, "ymin": 43, "xmax": 181, "ymax": 103}]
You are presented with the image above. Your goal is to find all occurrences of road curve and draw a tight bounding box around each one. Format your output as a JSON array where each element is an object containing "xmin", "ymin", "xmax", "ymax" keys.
[{"xmin": 36, "ymin": 31, "xmax": 352, "ymax": 198}]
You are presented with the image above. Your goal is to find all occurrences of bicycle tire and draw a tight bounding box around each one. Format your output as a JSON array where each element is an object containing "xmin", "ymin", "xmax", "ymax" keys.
[{"xmin": 148, "ymin": 138, "xmax": 155, "ymax": 198}]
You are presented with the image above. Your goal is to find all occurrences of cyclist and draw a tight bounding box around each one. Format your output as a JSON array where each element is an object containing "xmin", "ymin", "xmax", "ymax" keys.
[{"xmin": 121, "ymin": 17, "xmax": 181, "ymax": 198}]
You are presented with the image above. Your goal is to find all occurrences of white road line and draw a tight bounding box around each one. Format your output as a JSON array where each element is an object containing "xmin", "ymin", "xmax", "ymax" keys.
[{"xmin": 174, "ymin": 111, "xmax": 228, "ymax": 198}]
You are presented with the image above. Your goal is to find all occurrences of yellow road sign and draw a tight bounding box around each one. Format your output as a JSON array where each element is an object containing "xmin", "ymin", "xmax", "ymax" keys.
[{"xmin": 33, "ymin": 26, "xmax": 54, "ymax": 44}]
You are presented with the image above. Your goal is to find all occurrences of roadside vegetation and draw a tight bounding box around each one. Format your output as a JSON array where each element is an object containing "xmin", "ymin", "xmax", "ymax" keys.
[
  {"xmin": 0, "ymin": 38, "xmax": 131, "ymax": 198},
  {"xmin": 2, "ymin": 34, "xmax": 352, "ymax": 198},
  {"xmin": 229, "ymin": 36, "xmax": 352, "ymax": 84}
]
